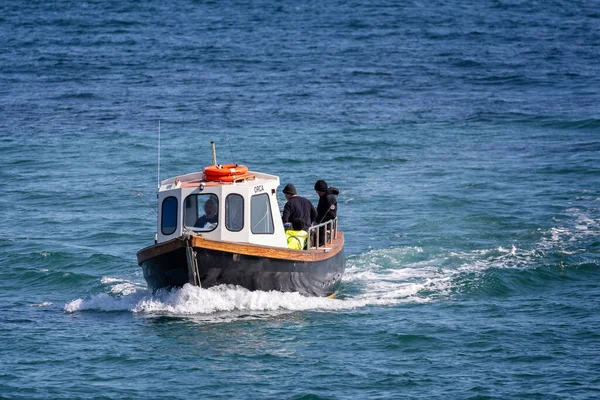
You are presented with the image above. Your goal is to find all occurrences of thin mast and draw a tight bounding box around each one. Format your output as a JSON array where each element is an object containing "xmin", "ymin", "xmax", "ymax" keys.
[
  {"xmin": 157, "ymin": 120, "xmax": 161, "ymax": 190},
  {"xmin": 211, "ymin": 141, "xmax": 217, "ymax": 165}
]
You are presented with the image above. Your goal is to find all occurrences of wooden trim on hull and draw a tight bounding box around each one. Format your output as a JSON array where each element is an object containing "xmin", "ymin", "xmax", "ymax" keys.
[{"xmin": 137, "ymin": 232, "xmax": 344, "ymax": 265}]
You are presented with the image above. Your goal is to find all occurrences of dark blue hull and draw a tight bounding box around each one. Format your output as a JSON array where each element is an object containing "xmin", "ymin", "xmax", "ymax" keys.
[{"xmin": 139, "ymin": 238, "xmax": 345, "ymax": 297}]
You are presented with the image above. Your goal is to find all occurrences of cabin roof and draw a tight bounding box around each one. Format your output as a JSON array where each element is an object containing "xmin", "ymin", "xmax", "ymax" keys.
[{"xmin": 159, "ymin": 170, "xmax": 279, "ymax": 192}]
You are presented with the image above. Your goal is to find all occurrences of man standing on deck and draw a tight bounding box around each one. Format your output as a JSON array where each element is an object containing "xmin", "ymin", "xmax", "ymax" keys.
[
  {"xmin": 314, "ymin": 180, "xmax": 338, "ymax": 224},
  {"xmin": 314, "ymin": 179, "xmax": 339, "ymax": 245},
  {"xmin": 282, "ymin": 183, "xmax": 317, "ymax": 231}
]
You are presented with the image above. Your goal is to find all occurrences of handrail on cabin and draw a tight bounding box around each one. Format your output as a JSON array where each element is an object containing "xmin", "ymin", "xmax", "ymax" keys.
[{"xmin": 306, "ymin": 218, "xmax": 338, "ymax": 250}]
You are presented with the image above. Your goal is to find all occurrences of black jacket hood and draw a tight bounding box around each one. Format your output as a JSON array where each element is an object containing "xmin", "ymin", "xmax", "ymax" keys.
[{"xmin": 326, "ymin": 187, "xmax": 339, "ymax": 196}]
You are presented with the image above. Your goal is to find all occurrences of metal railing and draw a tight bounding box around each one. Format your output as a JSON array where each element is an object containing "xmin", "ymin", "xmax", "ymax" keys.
[{"xmin": 306, "ymin": 218, "xmax": 338, "ymax": 250}]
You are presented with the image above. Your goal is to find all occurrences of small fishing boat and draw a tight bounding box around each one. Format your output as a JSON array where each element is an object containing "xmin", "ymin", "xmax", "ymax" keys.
[{"xmin": 136, "ymin": 144, "xmax": 344, "ymax": 297}]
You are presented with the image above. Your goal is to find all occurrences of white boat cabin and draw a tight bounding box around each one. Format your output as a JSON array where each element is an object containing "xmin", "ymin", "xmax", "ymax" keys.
[{"xmin": 156, "ymin": 169, "xmax": 288, "ymax": 248}]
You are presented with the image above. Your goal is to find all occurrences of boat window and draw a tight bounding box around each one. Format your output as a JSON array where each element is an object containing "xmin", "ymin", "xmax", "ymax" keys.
[
  {"xmin": 250, "ymin": 193, "xmax": 274, "ymax": 234},
  {"xmin": 184, "ymin": 193, "xmax": 219, "ymax": 231},
  {"xmin": 226, "ymin": 194, "xmax": 244, "ymax": 232},
  {"xmin": 161, "ymin": 196, "xmax": 178, "ymax": 235}
]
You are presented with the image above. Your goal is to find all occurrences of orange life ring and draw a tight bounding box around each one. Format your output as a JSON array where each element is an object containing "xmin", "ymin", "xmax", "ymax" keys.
[
  {"xmin": 204, "ymin": 174, "xmax": 237, "ymax": 182},
  {"xmin": 203, "ymin": 164, "xmax": 248, "ymax": 181},
  {"xmin": 203, "ymin": 164, "xmax": 248, "ymax": 176}
]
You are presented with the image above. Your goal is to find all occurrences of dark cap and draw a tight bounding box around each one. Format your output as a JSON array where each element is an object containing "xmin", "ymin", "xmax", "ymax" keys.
[
  {"xmin": 283, "ymin": 183, "xmax": 297, "ymax": 195},
  {"xmin": 314, "ymin": 180, "xmax": 328, "ymax": 192}
]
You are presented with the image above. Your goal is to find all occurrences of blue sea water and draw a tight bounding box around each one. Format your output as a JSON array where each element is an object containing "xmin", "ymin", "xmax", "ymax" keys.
[{"xmin": 1, "ymin": 0, "xmax": 600, "ymax": 398}]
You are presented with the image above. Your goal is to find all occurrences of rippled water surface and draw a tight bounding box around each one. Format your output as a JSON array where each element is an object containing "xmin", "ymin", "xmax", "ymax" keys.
[{"xmin": 1, "ymin": 0, "xmax": 599, "ymax": 398}]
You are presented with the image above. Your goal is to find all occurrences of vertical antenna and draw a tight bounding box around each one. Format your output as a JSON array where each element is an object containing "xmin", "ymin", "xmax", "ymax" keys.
[
  {"xmin": 157, "ymin": 120, "xmax": 161, "ymax": 190},
  {"xmin": 211, "ymin": 141, "xmax": 217, "ymax": 165}
]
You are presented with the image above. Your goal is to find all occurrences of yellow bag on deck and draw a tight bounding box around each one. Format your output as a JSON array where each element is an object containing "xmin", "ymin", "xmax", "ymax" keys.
[{"xmin": 285, "ymin": 229, "xmax": 308, "ymax": 250}]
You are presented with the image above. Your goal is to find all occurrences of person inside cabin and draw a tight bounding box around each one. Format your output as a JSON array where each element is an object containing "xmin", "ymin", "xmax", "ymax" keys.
[
  {"xmin": 282, "ymin": 183, "xmax": 317, "ymax": 231},
  {"xmin": 194, "ymin": 196, "xmax": 218, "ymax": 230},
  {"xmin": 285, "ymin": 218, "xmax": 308, "ymax": 250},
  {"xmin": 314, "ymin": 179, "xmax": 339, "ymax": 246}
]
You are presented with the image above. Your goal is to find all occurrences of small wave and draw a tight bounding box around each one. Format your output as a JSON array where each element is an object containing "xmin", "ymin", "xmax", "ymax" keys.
[
  {"xmin": 332, "ymin": 155, "xmax": 408, "ymax": 164},
  {"xmin": 539, "ymin": 208, "xmax": 600, "ymax": 253},
  {"xmin": 100, "ymin": 277, "xmax": 123, "ymax": 284},
  {"xmin": 464, "ymin": 113, "xmax": 600, "ymax": 130},
  {"xmin": 30, "ymin": 302, "xmax": 53, "ymax": 308},
  {"xmin": 344, "ymin": 246, "xmax": 453, "ymax": 302},
  {"xmin": 452, "ymin": 58, "xmax": 483, "ymax": 68},
  {"xmin": 351, "ymin": 70, "xmax": 393, "ymax": 77},
  {"xmin": 344, "ymin": 89, "xmax": 380, "ymax": 96},
  {"xmin": 52, "ymin": 92, "xmax": 103, "ymax": 101},
  {"xmin": 473, "ymin": 74, "xmax": 530, "ymax": 85},
  {"xmin": 536, "ymin": 118, "xmax": 600, "ymax": 130},
  {"xmin": 8, "ymin": 265, "xmax": 95, "ymax": 290}
]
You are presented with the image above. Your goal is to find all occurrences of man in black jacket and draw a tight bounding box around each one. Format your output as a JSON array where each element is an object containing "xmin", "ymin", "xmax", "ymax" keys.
[
  {"xmin": 282, "ymin": 183, "xmax": 317, "ymax": 231},
  {"xmin": 314, "ymin": 179, "xmax": 339, "ymax": 245}
]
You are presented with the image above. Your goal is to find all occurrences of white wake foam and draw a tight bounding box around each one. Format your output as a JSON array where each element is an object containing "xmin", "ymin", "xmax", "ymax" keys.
[
  {"xmin": 64, "ymin": 283, "xmax": 378, "ymax": 315},
  {"xmin": 539, "ymin": 207, "xmax": 599, "ymax": 254},
  {"xmin": 64, "ymin": 245, "xmax": 446, "ymax": 317},
  {"xmin": 62, "ymin": 245, "xmax": 504, "ymax": 316}
]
